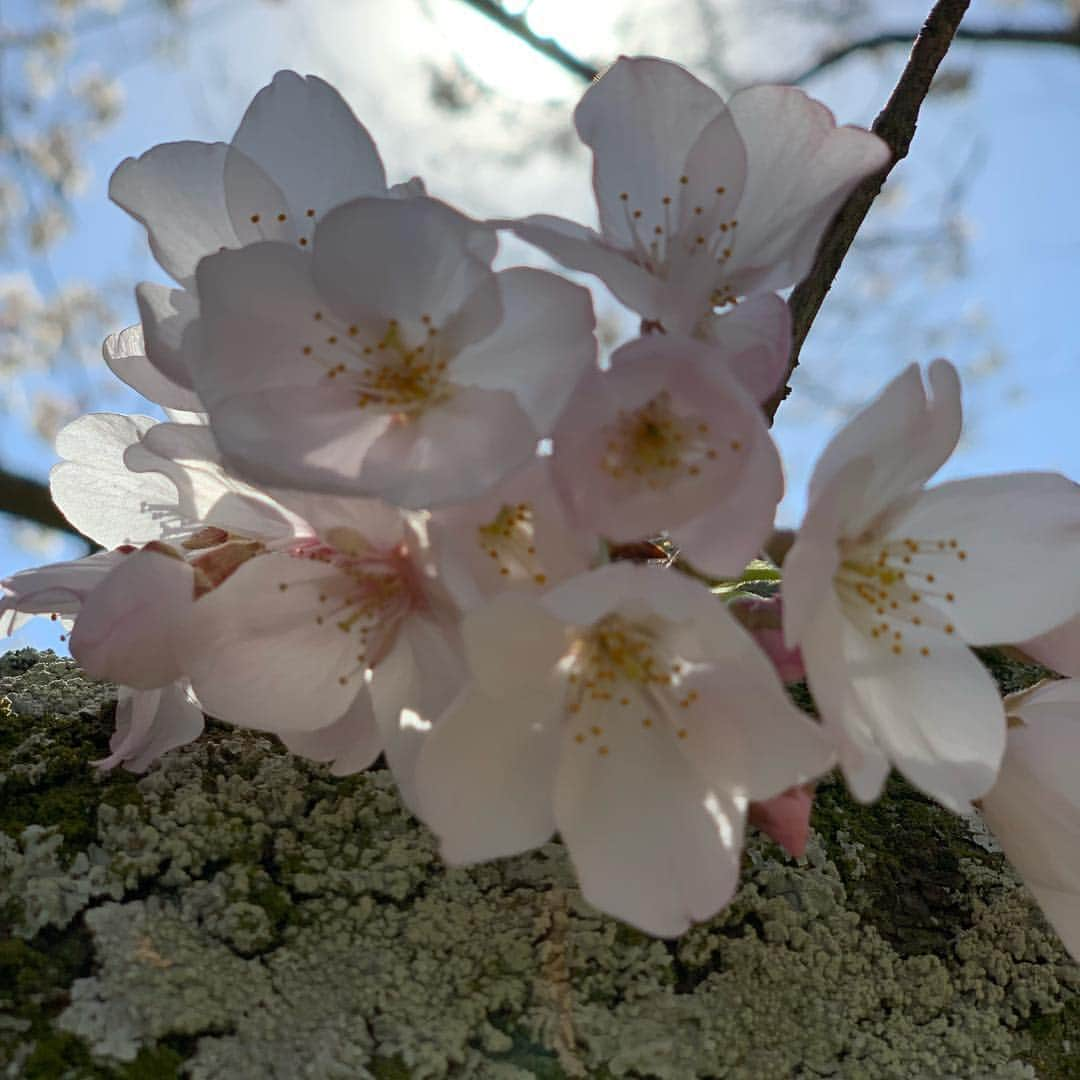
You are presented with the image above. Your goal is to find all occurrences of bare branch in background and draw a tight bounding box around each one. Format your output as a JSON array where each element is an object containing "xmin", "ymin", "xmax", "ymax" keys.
[
  {"xmin": 456, "ymin": 0, "xmax": 600, "ymax": 82},
  {"xmin": 764, "ymin": 0, "xmax": 972, "ymax": 423},
  {"xmin": 789, "ymin": 20, "xmax": 1080, "ymax": 84},
  {"xmin": 0, "ymin": 467, "xmax": 86, "ymax": 543}
]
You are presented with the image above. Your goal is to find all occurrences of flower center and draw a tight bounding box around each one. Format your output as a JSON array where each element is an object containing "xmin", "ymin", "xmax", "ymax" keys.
[
  {"xmin": 476, "ymin": 501, "xmax": 548, "ymax": 586},
  {"xmin": 301, "ymin": 311, "xmax": 451, "ymax": 417},
  {"xmin": 835, "ymin": 534, "xmax": 970, "ymax": 657},
  {"xmin": 599, "ymin": 391, "xmax": 739, "ymax": 491},
  {"xmin": 559, "ymin": 614, "xmax": 700, "ymax": 757}
]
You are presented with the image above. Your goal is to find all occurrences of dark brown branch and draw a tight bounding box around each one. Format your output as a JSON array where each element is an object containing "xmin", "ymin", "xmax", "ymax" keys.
[
  {"xmin": 790, "ymin": 21, "xmax": 1080, "ymax": 85},
  {"xmin": 764, "ymin": 0, "xmax": 971, "ymax": 423},
  {"xmin": 0, "ymin": 466, "xmax": 86, "ymax": 543},
  {"xmin": 456, "ymin": 0, "xmax": 600, "ymax": 83}
]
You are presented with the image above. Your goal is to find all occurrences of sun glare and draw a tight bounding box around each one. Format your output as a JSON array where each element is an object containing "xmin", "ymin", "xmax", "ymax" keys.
[{"xmin": 428, "ymin": 0, "xmax": 618, "ymax": 102}]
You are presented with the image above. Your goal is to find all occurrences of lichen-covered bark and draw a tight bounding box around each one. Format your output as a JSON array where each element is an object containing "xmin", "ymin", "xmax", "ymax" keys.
[{"xmin": 1, "ymin": 647, "xmax": 1077, "ymax": 1079}]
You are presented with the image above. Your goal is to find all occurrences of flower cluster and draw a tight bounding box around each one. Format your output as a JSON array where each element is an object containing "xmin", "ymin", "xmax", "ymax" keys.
[{"xmin": 4, "ymin": 61, "xmax": 1080, "ymax": 945}]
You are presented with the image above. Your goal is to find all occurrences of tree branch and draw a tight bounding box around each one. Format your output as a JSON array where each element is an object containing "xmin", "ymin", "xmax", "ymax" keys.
[
  {"xmin": 455, "ymin": 0, "xmax": 600, "ymax": 83},
  {"xmin": 764, "ymin": 0, "xmax": 971, "ymax": 423},
  {"xmin": 790, "ymin": 21, "xmax": 1080, "ymax": 85},
  {"xmin": 0, "ymin": 466, "xmax": 86, "ymax": 543}
]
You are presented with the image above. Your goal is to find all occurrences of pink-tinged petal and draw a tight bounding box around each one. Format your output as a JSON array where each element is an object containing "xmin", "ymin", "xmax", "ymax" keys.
[
  {"xmin": 429, "ymin": 459, "xmax": 590, "ymax": 608},
  {"xmin": 311, "ymin": 197, "xmax": 496, "ymax": 341},
  {"xmin": 127, "ymin": 422, "xmax": 302, "ymax": 541},
  {"xmin": 208, "ymin": 386, "xmax": 392, "ymax": 498},
  {"xmin": 730, "ymin": 595, "xmax": 806, "ymax": 684},
  {"xmin": 575, "ymin": 57, "xmax": 741, "ymax": 249},
  {"xmin": 459, "ymin": 591, "xmax": 567, "ymax": 700},
  {"xmin": 748, "ymin": 785, "xmax": 814, "ymax": 858},
  {"xmin": 185, "ymin": 552, "xmax": 372, "ymax": 733},
  {"xmin": 110, "ymin": 142, "xmax": 240, "ymax": 287},
  {"xmin": 980, "ymin": 682, "xmax": 1080, "ymax": 959},
  {"xmin": 450, "ymin": 267, "xmax": 596, "ymax": 434},
  {"xmin": 230, "ymin": 71, "xmax": 387, "ymax": 225},
  {"xmin": 50, "ymin": 413, "xmax": 181, "ymax": 548},
  {"xmin": 358, "ymin": 386, "xmax": 539, "ymax": 510},
  {"xmin": 884, "ymin": 472, "xmax": 1080, "ymax": 645},
  {"xmin": 810, "ymin": 591, "xmax": 1006, "ymax": 810},
  {"xmin": 103, "ymin": 323, "xmax": 203, "ymax": 412},
  {"xmin": 552, "ymin": 335, "xmax": 779, "ymax": 575},
  {"xmin": 724, "ymin": 86, "xmax": 889, "ymax": 296},
  {"xmin": 1019, "ymin": 617, "xmax": 1080, "ymax": 677},
  {"xmin": 279, "ymin": 691, "xmax": 382, "ymax": 776},
  {"xmin": 0, "ymin": 550, "xmax": 126, "ymax": 636},
  {"xmin": 192, "ymin": 241, "xmax": 327, "ymax": 402},
  {"xmin": 797, "ymin": 591, "xmax": 891, "ymax": 802},
  {"xmin": 95, "ymin": 683, "xmax": 204, "ymax": 773},
  {"xmin": 808, "ymin": 359, "xmax": 962, "ymax": 538},
  {"xmin": 416, "ymin": 685, "xmax": 561, "ymax": 863},
  {"xmin": 370, "ymin": 613, "xmax": 467, "ymax": 811},
  {"xmin": 134, "ymin": 283, "xmax": 200, "ymax": 394},
  {"xmin": 69, "ymin": 548, "xmax": 195, "ymax": 690},
  {"xmin": 554, "ymin": 713, "xmax": 745, "ymax": 937},
  {"xmin": 501, "ymin": 214, "xmax": 661, "ymax": 321},
  {"xmin": 695, "ymin": 293, "xmax": 792, "ymax": 404}
]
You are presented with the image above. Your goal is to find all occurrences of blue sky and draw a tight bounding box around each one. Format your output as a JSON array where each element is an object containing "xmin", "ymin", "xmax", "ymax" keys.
[{"xmin": 2, "ymin": 0, "xmax": 1079, "ymax": 653}]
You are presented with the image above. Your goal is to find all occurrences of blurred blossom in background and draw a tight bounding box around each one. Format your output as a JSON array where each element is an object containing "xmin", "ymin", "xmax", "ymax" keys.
[{"xmin": 2, "ymin": 0, "xmax": 1079, "ymax": 653}]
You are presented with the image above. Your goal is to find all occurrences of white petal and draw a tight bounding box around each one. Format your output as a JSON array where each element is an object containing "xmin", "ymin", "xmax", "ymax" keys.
[
  {"xmin": 1029, "ymin": 885, "xmax": 1080, "ymax": 960},
  {"xmin": 1020, "ymin": 616, "xmax": 1080, "ymax": 677},
  {"xmin": 449, "ymin": 267, "xmax": 595, "ymax": 434},
  {"xmin": 554, "ymin": 714, "xmax": 745, "ymax": 937},
  {"xmin": 50, "ymin": 413, "xmax": 182, "ymax": 548},
  {"xmin": 575, "ymin": 57, "xmax": 742, "ymax": 250},
  {"xmin": 96, "ymin": 683, "xmax": 204, "ymax": 773},
  {"xmin": 279, "ymin": 691, "xmax": 382, "ymax": 775},
  {"xmin": 808, "ymin": 359, "xmax": 962, "ymax": 537},
  {"xmin": 416, "ymin": 685, "xmax": 561, "ymax": 864},
  {"xmin": 885, "ymin": 472, "xmax": 1080, "ymax": 645},
  {"xmin": 358, "ymin": 386, "xmax": 539, "ymax": 510},
  {"xmin": 724, "ymin": 86, "xmax": 889, "ymax": 295},
  {"xmin": 805, "ymin": 591, "xmax": 1005, "ymax": 810},
  {"xmin": 103, "ymin": 322, "xmax": 202, "ymax": 412},
  {"xmin": 230, "ymin": 71, "xmax": 387, "ymax": 224},
  {"xmin": 110, "ymin": 142, "xmax": 239, "ymax": 287}
]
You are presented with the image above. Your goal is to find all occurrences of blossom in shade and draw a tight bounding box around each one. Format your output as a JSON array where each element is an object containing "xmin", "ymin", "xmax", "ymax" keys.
[
  {"xmin": 748, "ymin": 784, "xmax": 815, "ymax": 859},
  {"xmin": 503, "ymin": 56, "xmax": 889, "ymax": 335},
  {"xmin": 979, "ymin": 678, "xmax": 1080, "ymax": 961},
  {"xmin": 550, "ymin": 333, "xmax": 782, "ymax": 576},
  {"xmin": 783, "ymin": 359, "xmax": 1080, "ymax": 811},
  {"xmin": 185, "ymin": 197, "xmax": 595, "ymax": 509},
  {"xmin": 729, "ymin": 593, "xmax": 805, "ymax": 685},
  {"xmin": 415, "ymin": 563, "xmax": 832, "ymax": 936}
]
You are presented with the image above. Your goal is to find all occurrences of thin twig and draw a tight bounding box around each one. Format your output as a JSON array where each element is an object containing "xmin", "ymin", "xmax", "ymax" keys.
[
  {"xmin": 0, "ymin": 467, "xmax": 85, "ymax": 543},
  {"xmin": 763, "ymin": 0, "xmax": 972, "ymax": 423},
  {"xmin": 456, "ymin": 0, "xmax": 600, "ymax": 82},
  {"xmin": 790, "ymin": 22, "xmax": 1080, "ymax": 85}
]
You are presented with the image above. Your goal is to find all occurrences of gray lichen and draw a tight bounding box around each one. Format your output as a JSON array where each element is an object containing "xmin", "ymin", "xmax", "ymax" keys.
[{"xmin": 1, "ymin": 648, "xmax": 1078, "ymax": 1078}]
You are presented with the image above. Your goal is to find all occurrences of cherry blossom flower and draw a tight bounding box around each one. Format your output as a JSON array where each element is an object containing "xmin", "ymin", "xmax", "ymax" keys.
[
  {"xmin": 550, "ymin": 333, "xmax": 782, "ymax": 575},
  {"xmin": 979, "ymin": 678, "xmax": 1080, "ymax": 961},
  {"xmin": 729, "ymin": 593, "xmax": 805, "ymax": 685},
  {"xmin": 415, "ymin": 563, "xmax": 832, "ymax": 936},
  {"xmin": 503, "ymin": 56, "xmax": 889, "ymax": 335},
  {"xmin": 748, "ymin": 784, "xmax": 815, "ymax": 858},
  {"xmin": 186, "ymin": 197, "xmax": 596, "ymax": 508},
  {"xmin": 783, "ymin": 359, "xmax": 1080, "ymax": 811}
]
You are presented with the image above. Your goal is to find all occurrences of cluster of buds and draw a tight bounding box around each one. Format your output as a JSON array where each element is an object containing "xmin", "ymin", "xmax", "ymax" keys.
[{"xmin": 3, "ymin": 60, "xmax": 1079, "ymax": 944}]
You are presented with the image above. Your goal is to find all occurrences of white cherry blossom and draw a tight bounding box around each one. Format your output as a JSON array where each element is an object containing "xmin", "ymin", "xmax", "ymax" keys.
[
  {"xmin": 186, "ymin": 197, "xmax": 595, "ymax": 508},
  {"xmin": 783, "ymin": 360, "xmax": 1080, "ymax": 811},
  {"xmin": 1019, "ymin": 616, "xmax": 1080, "ymax": 677},
  {"xmin": 503, "ymin": 56, "xmax": 889, "ymax": 335},
  {"xmin": 550, "ymin": 333, "xmax": 782, "ymax": 575},
  {"xmin": 415, "ymin": 563, "xmax": 832, "ymax": 936},
  {"xmin": 979, "ymin": 678, "xmax": 1080, "ymax": 961}
]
